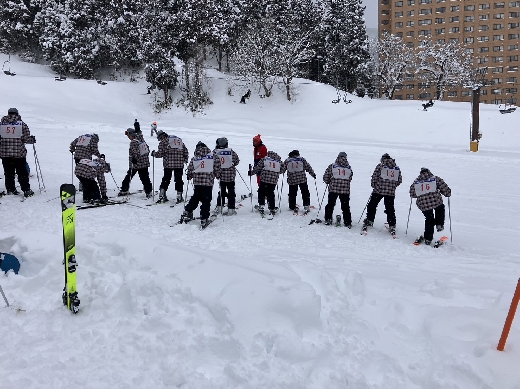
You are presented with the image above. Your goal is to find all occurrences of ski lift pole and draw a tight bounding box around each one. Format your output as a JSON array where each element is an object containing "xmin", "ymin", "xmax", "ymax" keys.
[{"xmin": 0, "ymin": 283, "xmax": 9, "ymax": 307}]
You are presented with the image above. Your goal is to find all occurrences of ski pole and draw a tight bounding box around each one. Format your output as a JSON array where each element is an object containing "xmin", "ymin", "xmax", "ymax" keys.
[
  {"xmin": 71, "ymin": 153, "xmax": 74, "ymax": 185},
  {"xmin": 0, "ymin": 283, "xmax": 9, "ymax": 307},
  {"xmin": 310, "ymin": 184, "xmax": 328, "ymax": 225},
  {"xmin": 248, "ymin": 164, "xmax": 253, "ymax": 212},
  {"xmin": 110, "ymin": 171, "xmax": 121, "ymax": 191},
  {"xmin": 405, "ymin": 197, "xmax": 412, "ymax": 236},
  {"xmin": 448, "ymin": 197, "xmax": 452, "ymax": 242},
  {"xmin": 313, "ymin": 177, "xmax": 320, "ymax": 207},
  {"xmin": 357, "ymin": 194, "xmax": 372, "ymax": 224},
  {"xmin": 278, "ymin": 172, "xmax": 285, "ymax": 212},
  {"xmin": 234, "ymin": 167, "xmax": 251, "ymax": 194},
  {"xmin": 152, "ymin": 156, "xmax": 155, "ymax": 202},
  {"xmin": 33, "ymin": 144, "xmax": 45, "ymax": 192}
]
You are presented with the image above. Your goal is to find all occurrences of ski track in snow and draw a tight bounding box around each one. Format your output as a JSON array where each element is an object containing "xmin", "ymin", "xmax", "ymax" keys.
[{"xmin": 0, "ymin": 54, "xmax": 519, "ymax": 388}]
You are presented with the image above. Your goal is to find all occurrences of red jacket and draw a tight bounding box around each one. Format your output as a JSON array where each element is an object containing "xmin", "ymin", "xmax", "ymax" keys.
[{"xmin": 253, "ymin": 142, "xmax": 267, "ymax": 166}]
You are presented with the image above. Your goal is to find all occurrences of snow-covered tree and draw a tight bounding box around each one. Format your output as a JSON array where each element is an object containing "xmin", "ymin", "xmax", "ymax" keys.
[
  {"xmin": 416, "ymin": 39, "xmax": 473, "ymax": 100},
  {"xmin": 0, "ymin": 0, "xmax": 42, "ymax": 58},
  {"xmin": 375, "ymin": 31, "xmax": 416, "ymax": 99}
]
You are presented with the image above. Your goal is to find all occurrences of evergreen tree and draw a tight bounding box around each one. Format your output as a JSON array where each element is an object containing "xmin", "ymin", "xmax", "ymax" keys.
[{"xmin": 0, "ymin": 0, "xmax": 42, "ymax": 58}]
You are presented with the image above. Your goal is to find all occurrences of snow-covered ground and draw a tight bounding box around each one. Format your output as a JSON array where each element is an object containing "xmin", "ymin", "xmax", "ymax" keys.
[{"xmin": 1, "ymin": 54, "xmax": 519, "ymax": 389}]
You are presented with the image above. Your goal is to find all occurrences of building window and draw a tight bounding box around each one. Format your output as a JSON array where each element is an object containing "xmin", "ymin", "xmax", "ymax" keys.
[
  {"xmin": 396, "ymin": 22, "xmax": 404, "ymax": 28},
  {"xmin": 465, "ymin": 16, "xmax": 475, "ymax": 22},
  {"xmin": 419, "ymin": 30, "xmax": 432, "ymax": 36},
  {"xmin": 468, "ymin": 48, "xmax": 475, "ymax": 53},
  {"xmin": 480, "ymin": 4, "xmax": 491, "ymax": 10},
  {"xmin": 462, "ymin": 91, "xmax": 472, "ymax": 97},
  {"xmin": 382, "ymin": 10, "xmax": 390, "ymax": 15},
  {"xmin": 494, "ymin": 35, "xmax": 505, "ymax": 40},
  {"xmin": 508, "ymin": 44, "xmax": 519, "ymax": 51},
  {"xmin": 396, "ymin": 32, "xmax": 404, "ymax": 37},
  {"xmin": 407, "ymin": 10, "xmax": 415, "ymax": 16},
  {"xmin": 420, "ymin": 0, "xmax": 432, "ymax": 3},
  {"xmin": 450, "ymin": 37, "xmax": 460, "ymax": 43},
  {"xmin": 491, "ymin": 99, "xmax": 503, "ymax": 104},
  {"xmin": 492, "ymin": 89, "xmax": 503, "ymax": 95},
  {"xmin": 507, "ymin": 66, "xmax": 519, "ymax": 72},
  {"xmin": 396, "ymin": 1, "xmax": 404, "ymax": 6},
  {"xmin": 478, "ymin": 57, "xmax": 490, "ymax": 63},
  {"xmin": 493, "ymin": 67, "xmax": 504, "ymax": 73},
  {"xmin": 436, "ymin": 17, "xmax": 446, "ymax": 23},
  {"xmin": 395, "ymin": 11, "xmax": 404, "ymax": 17},
  {"xmin": 509, "ymin": 23, "xmax": 520, "ymax": 29},
  {"xmin": 419, "ymin": 92, "xmax": 432, "ymax": 99},
  {"xmin": 450, "ymin": 27, "xmax": 460, "ymax": 33},
  {"xmin": 493, "ymin": 78, "xmax": 503, "ymax": 84},
  {"xmin": 508, "ymin": 55, "xmax": 519, "ymax": 61},
  {"xmin": 406, "ymin": 42, "xmax": 415, "ymax": 48},
  {"xmin": 494, "ymin": 13, "xmax": 505, "ymax": 19},
  {"xmin": 450, "ymin": 6, "xmax": 459, "ymax": 11},
  {"xmin": 407, "ymin": 31, "xmax": 415, "ymax": 37},
  {"xmin": 406, "ymin": 84, "xmax": 415, "ymax": 89},
  {"xmin": 382, "ymin": 20, "xmax": 390, "ymax": 25},
  {"xmin": 494, "ymin": 24, "xmax": 505, "ymax": 30},
  {"xmin": 510, "ymin": 12, "xmax": 520, "ymax": 17},
  {"xmin": 511, "ymin": 2, "xmax": 520, "ymax": 7},
  {"xmin": 382, "ymin": 0, "xmax": 389, "ymax": 4},
  {"xmin": 465, "ymin": 37, "xmax": 475, "ymax": 43},
  {"xmin": 406, "ymin": 94, "xmax": 415, "ymax": 100},
  {"xmin": 395, "ymin": 95, "xmax": 403, "ymax": 100},
  {"xmin": 419, "ymin": 19, "xmax": 432, "ymax": 25},
  {"xmin": 447, "ymin": 91, "xmax": 458, "ymax": 97},
  {"xmin": 436, "ymin": 28, "xmax": 446, "ymax": 34},
  {"xmin": 465, "ymin": 5, "xmax": 476, "ymax": 11},
  {"xmin": 494, "ymin": 46, "xmax": 504, "ymax": 51},
  {"xmin": 420, "ymin": 8, "xmax": 432, "ymax": 15},
  {"xmin": 480, "ymin": 47, "xmax": 490, "ymax": 52},
  {"xmin": 493, "ymin": 56, "xmax": 504, "ymax": 62},
  {"xmin": 507, "ymin": 77, "xmax": 518, "ymax": 83},
  {"xmin": 450, "ymin": 16, "xmax": 459, "ymax": 22},
  {"xmin": 494, "ymin": 2, "xmax": 505, "ymax": 8},
  {"xmin": 407, "ymin": 20, "xmax": 415, "ymax": 26},
  {"xmin": 506, "ymin": 87, "xmax": 518, "ymax": 93},
  {"xmin": 481, "ymin": 89, "xmax": 488, "ymax": 95},
  {"xmin": 479, "ymin": 36, "xmax": 490, "ymax": 42},
  {"xmin": 480, "ymin": 15, "xmax": 490, "ymax": 20},
  {"xmin": 408, "ymin": 0, "xmax": 415, "ymax": 4},
  {"xmin": 436, "ymin": 7, "xmax": 446, "ymax": 12},
  {"xmin": 465, "ymin": 26, "xmax": 475, "ymax": 32},
  {"xmin": 480, "ymin": 25, "xmax": 490, "ymax": 31},
  {"xmin": 509, "ymin": 34, "xmax": 520, "ymax": 39},
  {"xmin": 437, "ymin": 39, "xmax": 446, "ymax": 43}
]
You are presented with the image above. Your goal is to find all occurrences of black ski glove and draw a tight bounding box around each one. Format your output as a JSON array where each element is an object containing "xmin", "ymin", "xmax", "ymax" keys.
[{"xmin": 131, "ymin": 157, "xmax": 137, "ymax": 165}]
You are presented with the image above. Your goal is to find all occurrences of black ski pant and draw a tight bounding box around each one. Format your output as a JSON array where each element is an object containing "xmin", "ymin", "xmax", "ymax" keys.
[
  {"xmin": 258, "ymin": 182, "xmax": 276, "ymax": 210},
  {"xmin": 77, "ymin": 177, "xmax": 100, "ymax": 202},
  {"xmin": 185, "ymin": 185, "xmax": 213, "ymax": 220},
  {"xmin": 160, "ymin": 168, "xmax": 183, "ymax": 192},
  {"xmin": 2, "ymin": 157, "xmax": 30, "ymax": 192},
  {"xmin": 217, "ymin": 181, "xmax": 236, "ymax": 209},
  {"xmin": 324, "ymin": 192, "xmax": 351, "ymax": 225},
  {"xmin": 366, "ymin": 192, "xmax": 396, "ymax": 227},
  {"xmin": 74, "ymin": 158, "xmax": 83, "ymax": 191},
  {"xmin": 422, "ymin": 204, "xmax": 445, "ymax": 242},
  {"xmin": 121, "ymin": 167, "xmax": 152, "ymax": 194},
  {"xmin": 288, "ymin": 182, "xmax": 310, "ymax": 210}
]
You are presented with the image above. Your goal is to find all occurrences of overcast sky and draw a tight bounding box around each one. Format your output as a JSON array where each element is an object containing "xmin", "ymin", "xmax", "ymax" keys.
[{"xmin": 362, "ymin": 0, "xmax": 378, "ymax": 29}]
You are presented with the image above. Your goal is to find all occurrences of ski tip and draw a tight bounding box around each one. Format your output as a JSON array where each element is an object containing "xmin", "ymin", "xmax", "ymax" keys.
[{"xmin": 439, "ymin": 236, "xmax": 449, "ymax": 242}]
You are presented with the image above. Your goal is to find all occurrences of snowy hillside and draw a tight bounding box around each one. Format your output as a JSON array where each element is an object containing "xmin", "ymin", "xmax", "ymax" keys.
[{"xmin": 1, "ymin": 54, "xmax": 519, "ymax": 389}]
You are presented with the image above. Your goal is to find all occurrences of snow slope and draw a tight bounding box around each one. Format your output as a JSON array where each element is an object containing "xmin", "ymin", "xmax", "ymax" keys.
[{"xmin": 1, "ymin": 54, "xmax": 519, "ymax": 389}]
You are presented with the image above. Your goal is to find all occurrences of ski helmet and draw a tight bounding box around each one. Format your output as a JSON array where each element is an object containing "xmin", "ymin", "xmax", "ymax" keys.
[
  {"xmin": 7, "ymin": 108, "xmax": 18, "ymax": 115},
  {"xmin": 157, "ymin": 130, "xmax": 167, "ymax": 139},
  {"xmin": 196, "ymin": 141, "xmax": 207, "ymax": 149},
  {"xmin": 92, "ymin": 133, "xmax": 99, "ymax": 141},
  {"xmin": 125, "ymin": 128, "xmax": 137, "ymax": 136},
  {"xmin": 216, "ymin": 137, "xmax": 228, "ymax": 148},
  {"xmin": 288, "ymin": 150, "xmax": 300, "ymax": 158}
]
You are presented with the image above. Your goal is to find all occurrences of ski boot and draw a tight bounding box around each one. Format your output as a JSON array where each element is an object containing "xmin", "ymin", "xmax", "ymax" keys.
[
  {"xmin": 324, "ymin": 219, "xmax": 333, "ymax": 225},
  {"xmin": 157, "ymin": 188, "xmax": 168, "ymax": 203},
  {"xmin": 387, "ymin": 224, "xmax": 396, "ymax": 237},
  {"xmin": 118, "ymin": 190, "xmax": 129, "ymax": 197},
  {"xmin": 176, "ymin": 191, "xmax": 183, "ymax": 204},
  {"xmin": 23, "ymin": 189, "xmax": 35, "ymax": 198},
  {"xmin": 413, "ymin": 235, "xmax": 425, "ymax": 245},
  {"xmin": 146, "ymin": 191, "xmax": 153, "ymax": 199},
  {"xmin": 361, "ymin": 218, "xmax": 373, "ymax": 234},
  {"xmin": 179, "ymin": 210, "xmax": 193, "ymax": 224},
  {"xmin": 200, "ymin": 218, "xmax": 209, "ymax": 229},
  {"xmin": 7, "ymin": 189, "xmax": 19, "ymax": 195},
  {"xmin": 344, "ymin": 223, "xmax": 352, "ymax": 229},
  {"xmin": 214, "ymin": 205, "xmax": 223, "ymax": 214},
  {"xmin": 436, "ymin": 224, "xmax": 444, "ymax": 232},
  {"xmin": 225, "ymin": 209, "xmax": 237, "ymax": 216}
]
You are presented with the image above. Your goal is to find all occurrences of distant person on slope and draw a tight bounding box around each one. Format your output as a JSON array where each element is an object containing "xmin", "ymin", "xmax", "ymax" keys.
[
  {"xmin": 150, "ymin": 121, "xmax": 158, "ymax": 137},
  {"xmin": 249, "ymin": 150, "xmax": 283, "ymax": 216},
  {"xmin": 118, "ymin": 127, "xmax": 153, "ymax": 198},
  {"xmin": 134, "ymin": 119, "xmax": 140, "ymax": 133},
  {"xmin": 322, "ymin": 152, "xmax": 353, "ymax": 227},
  {"xmin": 252, "ymin": 134, "xmax": 267, "ymax": 186},
  {"xmin": 179, "ymin": 141, "xmax": 222, "ymax": 228},
  {"xmin": 151, "ymin": 130, "xmax": 189, "ymax": 204},
  {"xmin": 280, "ymin": 149, "xmax": 316, "ymax": 213},
  {"xmin": 69, "ymin": 133, "xmax": 103, "ymax": 191},
  {"xmin": 362, "ymin": 153, "xmax": 402, "ymax": 235},
  {"xmin": 409, "ymin": 167, "xmax": 451, "ymax": 245},
  {"xmin": 0, "ymin": 108, "xmax": 36, "ymax": 197},
  {"xmin": 214, "ymin": 137, "xmax": 240, "ymax": 215},
  {"xmin": 75, "ymin": 157, "xmax": 111, "ymax": 204}
]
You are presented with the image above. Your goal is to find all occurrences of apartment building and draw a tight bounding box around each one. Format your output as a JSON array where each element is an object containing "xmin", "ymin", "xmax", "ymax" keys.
[{"xmin": 378, "ymin": 0, "xmax": 520, "ymax": 105}]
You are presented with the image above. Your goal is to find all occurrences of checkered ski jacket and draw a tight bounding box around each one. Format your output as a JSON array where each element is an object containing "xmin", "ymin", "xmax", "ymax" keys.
[
  {"xmin": 251, "ymin": 151, "xmax": 282, "ymax": 185},
  {"xmin": 129, "ymin": 134, "xmax": 150, "ymax": 169},
  {"xmin": 187, "ymin": 146, "xmax": 222, "ymax": 186},
  {"xmin": 409, "ymin": 170, "xmax": 451, "ymax": 212},
  {"xmin": 69, "ymin": 134, "xmax": 101, "ymax": 161},
  {"xmin": 0, "ymin": 114, "xmax": 35, "ymax": 158},
  {"xmin": 280, "ymin": 156, "xmax": 315, "ymax": 185},
  {"xmin": 213, "ymin": 147, "xmax": 240, "ymax": 182},
  {"xmin": 371, "ymin": 157, "xmax": 402, "ymax": 196},
  {"xmin": 323, "ymin": 156, "xmax": 354, "ymax": 194},
  {"xmin": 154, "ymin": 136, "xmax": 189, "ymax": 169},
  {"xmin": 75, "ymin": 159, "xmax": 109, "ymax": 195}
]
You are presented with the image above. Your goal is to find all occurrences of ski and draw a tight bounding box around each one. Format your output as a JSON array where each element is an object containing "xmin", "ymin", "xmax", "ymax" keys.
[
  {"xmin": 433, "ymin": 236, "xmax": 449, "ymax": 248},
  {"xmin": 360, "ymin": 225, "xmax": 368, "ymax": 235},
  {"xmin": 147, "ymin": 199, "xmax": 170, "ymax": 206},
  {"xmin": 293, "ymin": 207, "xmax": 299, "ymax": 216},
  {"xmin": 0, "ymin": 191, "xmax": 5, "ymax": 199},
  {"xmin": 60, "ymin": 184, "xmax": 80, "ymax": 314},
  {"xmin": 77, "ymin": 199, "xmax": 128, "ymax": 210},
  {"xmin": 200, "ymin": 214, "xmax": 218, "ymax": 230},
  {"xmin": 384, "ymin": 223, "xmax": 397, "ymax": 239}
]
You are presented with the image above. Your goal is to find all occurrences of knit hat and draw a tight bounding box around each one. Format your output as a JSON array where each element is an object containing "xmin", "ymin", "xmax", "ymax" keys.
[
  {"xmin": 196, "ymin": 141, "xmax": 207, "ymax": 149},
  {"xmin": 253, "ymin": 134, "xmax": 262, "ymax": 144},
  {"xmin": 288, "ymin": 150, "xmax": 299, "ymax": 158},
  {"xmin": 420, "ymin": 167, "xmax": 430, "ymax": 173},
  {"xmin": 156, "ymin": 130, "xmax": 167, "ymax": 139},
  {"xmin": 8, "ymin": 108, "xmax": 18, "ymax": 115},
  {"xmin": 338, "ymin": 152, "xmax": 347, "ymax": 159},
  {"xmin": 381, "ymin": 153, "xmax": 391, "ymax": 162}
]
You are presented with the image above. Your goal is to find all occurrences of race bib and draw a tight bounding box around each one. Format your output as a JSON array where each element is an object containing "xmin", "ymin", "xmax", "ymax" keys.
[
  {"xmin": 264, "ymin": 157, "xmax": 280, "ymax": 172},
  {"xmin": 77, "ymin": 134, "xmax": 92, "ymax": 146},
  {"xmin": 381, "ymin": 166, "xmax": 400, "ymax": 181},
  {"xmin": 332, "ymin": 164, "xmax": 352, "ymax": 180},
  {"xmin": 216, "ymin": 149, "xmax": 233, "ymax": 168},
  {"xmin": 168, "ymin": 135, "xmax": 184, "ymax": 150},
  {"xmin": 79, "ymin": 159, "xmax": 98, "ymax": 167},
  {"xmin": 138, "ymin": 142, "xmax": 149, "ymax": 156},
  {"xmin": 0, "ymin": 122, "xmax": 22, "ymax": 139},
  {"xmin": 414, "ymin": 178, "xmax": 437, "ymax": 196},
  {"xmin": 287, "ymin": 158, "xmax": 304, "ymax": 173},
  {"xmin": 193, "ymin": 155, "xmax": 214, "ymax": 173}
]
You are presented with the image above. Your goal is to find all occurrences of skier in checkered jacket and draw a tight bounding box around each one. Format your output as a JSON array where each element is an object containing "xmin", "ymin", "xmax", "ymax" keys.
[
  {"xmin": 280, "ymin": 150, "xmax": 316, "ymax": 213},
  {"xmin": 322, "ymin": 152, "xmax": 353, "ymax": 227},
  {"xmin": 151, "ymin": 130, "xmax": 189, "ymax": 204},
  {"xmin": 409, "ymin": 167, "xmax": 451, "ymax": 245},
  {"xmin": 75, "ymin": 158, "xmax": 111, "ymax": 204},
  {"xmin": 180, "ymin": 142, "xmax": 222, "ymax": 227},
  {"xmin": 213, "ymin": 137, "xmax": 240, "ymax": 215},
  {"xmin": 0, "ymin": 108, "xmax": 36, "ymax": 197},
  {"xmin": 70, "ymin": 134, "xmax": 102, "ymax": 162},
  {"xmin": 362, "ymin": 153, "xmax": 402, "ymax": 234},
  {"xmin": 118, "ymin": 128, "xmax": 153, "ymax": 197},
  {"xmin": 249, "ymin": 150, "xmax": 282, "ymax": 214}
]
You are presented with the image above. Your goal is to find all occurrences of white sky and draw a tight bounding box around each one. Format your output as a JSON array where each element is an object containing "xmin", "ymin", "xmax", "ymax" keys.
[{"xmin": 362, "ymin": 0, "xmax": 378, "ymax": 29}]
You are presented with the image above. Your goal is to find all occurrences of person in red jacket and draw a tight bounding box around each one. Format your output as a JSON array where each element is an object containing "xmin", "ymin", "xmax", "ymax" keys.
[{"xmin": 252, "ymin": 134, "xmax": 267, "ymax": 186}]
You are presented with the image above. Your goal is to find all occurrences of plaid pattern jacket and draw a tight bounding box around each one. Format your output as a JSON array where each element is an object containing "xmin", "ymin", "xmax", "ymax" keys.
[
  {"xmin": 0, "ymin": 114, "xmax": 34, "ymax": 158},
  {"xmin": 323, "ymin": 156, "xmax": 353, "ymax": 194},
  {"xmin": 129, "ymin": 135, "xmax": 150, "ymax": 169},
  {"xmin": 70, "ymin": 134, "xmax": 101, "ymax": 160},
  {"xmin": 213, "ymin": 148, "xmax": 240, "ymax": 182},
  {"xmin": 154, "ymin": 136, "xmax": 189, "ymax": 169},
  {"xmin": 281, "ymin": 156, "xmax": 315, "ymax": 185},
  {"xmin": 371, "ymin": 157, "xmax": 402, "ymax": 196},
  {"xmin": 187, "ymin": 146, "xmax": 222, "ymax": 186},
  {"xmin": 75, "ymin": 159, "xmax": 108, "ymax": 195},
  {"xmin": 409, "ymin": 171, "xmax": 451, "ymax": 211},
  {"xmin": 252, "ymin": 151, "xmax": 282, "ymax": 185}
]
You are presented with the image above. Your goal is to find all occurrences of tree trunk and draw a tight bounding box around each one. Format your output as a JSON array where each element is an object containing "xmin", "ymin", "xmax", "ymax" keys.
[
  {"xmin": 262, "ymin": 81, "xmax": 271, "ymax": 97},
  {"xmin": 217, "ymin": 46, "xmax": 222, "ymax": 72},
  {"xmin": 163, "ymin": 87, "xmax": 168, "ymax": 102},
  {"xmin": 285, "ymin": 78, "xmax": 292, "ymax": 101}
]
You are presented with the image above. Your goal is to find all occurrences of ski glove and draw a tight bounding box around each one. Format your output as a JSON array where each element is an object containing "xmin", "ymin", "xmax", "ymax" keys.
[
  {"xmin": 187, "ymin": 174, "xmax": 193, "ymax": 180},
  {"xmin": 151, "ymin": 150, "xmax": 156, "ymax": 157},
  {"xmin": 29, "ymin": 135, "xmax": 36, "ymax": 143},
  {"xmin": 131, "ymin": 158, "xmax": 137, "ymax": 165},
  {"xmin": 100, "ymin": 154, "xmax": 105, "ymax": 159},
  {"xmin": 310, "ymin": 173, "xmax": 316, "ymax": 179}
]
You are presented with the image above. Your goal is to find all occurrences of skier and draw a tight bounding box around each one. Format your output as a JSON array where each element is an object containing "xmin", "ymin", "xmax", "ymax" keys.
[
  {"xmin": 214, "ymin": 137, "xmax": 240, "ymax": 215},
  {"xmin": 322, "ymin": 152, "xmax": 353, "ymax": 227},
  {"xmin": 150, "ymin": 121, "xmax": 158, "ymax": 137},
  {"xmin": 180, "ymin": 142, "xmax": 222, "ymax": 228},
  {"xmin": 118, "ymin": 127, "xmax": 153, "ymax": 197},
  {"xmin": 252, "ymin": 134, "xmax": 267, "ymax": 186},
  {"xmin": 249, "ymin": 150, "xmax": 283, "ymax": 215},
  {"xmin": 280, "ymin": 150, "xmax": 316, "ymax": 213},
  {"xmin": 151, "ymin": 130, "xmax": 189, "ymax": 203},
  {"xmin": 362, "ymin": 153, "xmax": 402, "ymax": 234},
  {"xmin": 75, "ymin": 157, "xmax": 111, "ymax": 204},
  {"xmin": 69, "ymin": 133, "xmax": 103, "ymax": 191},
  {"xmin": 134, "ymin": 119, "xmax": 140, "ymax": 133},
  {"xmin": 409, "ymin": 167, "xmax": 451, "ymax": 245},
  {"xmin": 0, "ymin": 108, "xmax": 36, "ymax": 197}
]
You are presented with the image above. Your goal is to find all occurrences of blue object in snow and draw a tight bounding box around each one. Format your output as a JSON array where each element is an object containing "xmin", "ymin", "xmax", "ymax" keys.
[{"xmin": 0, "ymin": 253, "xmax": 20, "ymax": 274}]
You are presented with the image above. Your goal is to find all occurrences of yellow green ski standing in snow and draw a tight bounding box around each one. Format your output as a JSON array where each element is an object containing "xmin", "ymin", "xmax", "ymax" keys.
[{"xmin": 60, "ymin": 184, "xmax": 80, "ymax": 314}]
